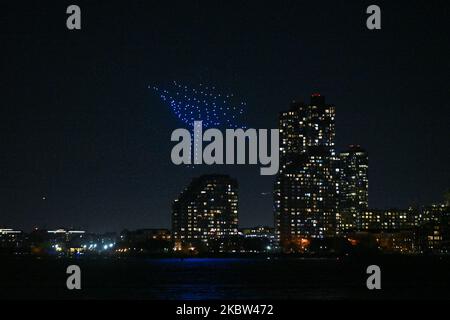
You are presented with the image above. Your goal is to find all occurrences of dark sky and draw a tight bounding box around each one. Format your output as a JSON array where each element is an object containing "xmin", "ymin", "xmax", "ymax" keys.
[{"xmin": 1, "ymin": 1, "xmax": 449, "ymax": 232}]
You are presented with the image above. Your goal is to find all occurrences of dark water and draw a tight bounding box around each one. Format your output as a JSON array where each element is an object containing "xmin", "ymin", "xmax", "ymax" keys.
[{"xmin": 1, "ymin": 256, "xmax": 449, "ymax": 300}]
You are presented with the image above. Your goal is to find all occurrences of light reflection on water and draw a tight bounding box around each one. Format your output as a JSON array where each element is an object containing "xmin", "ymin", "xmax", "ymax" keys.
[
  {"xmin": 2, "ymin": 256, "xmax": 449, "ymax": 299},
  {"xmin": 141, "ymin": 258, "xmax": 347, "ymax": 300}
]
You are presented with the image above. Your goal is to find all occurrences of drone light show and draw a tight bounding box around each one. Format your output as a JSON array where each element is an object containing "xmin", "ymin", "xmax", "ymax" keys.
[{"xmin": 151, "ymin": 81, "xmax": 247, "ymax": 130}]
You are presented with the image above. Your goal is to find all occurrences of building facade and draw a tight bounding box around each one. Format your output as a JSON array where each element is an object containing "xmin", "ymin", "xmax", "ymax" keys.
[
  {"xmin": 416, "ymin": 204, "xmax": 449, "ymax": 254},
  {"xmin": 172, "ymin": 174, "xmax": 239, "ymax": 253},
  {"xmin": 338, "ymin": 145, "xmax": 369, "ymax": 233},
  {"xmin": 275, "ymin": 94, "xmax": 339, "ymax": 251},
  {"xmin": 359, "ymin": 208, "xmax": 415, "ymax": 232}
]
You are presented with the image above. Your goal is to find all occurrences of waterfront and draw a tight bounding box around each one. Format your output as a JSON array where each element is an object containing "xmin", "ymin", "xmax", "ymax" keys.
[{"xmin": 1, "ymin": 256, "xmax": 449, "ymax": 300}]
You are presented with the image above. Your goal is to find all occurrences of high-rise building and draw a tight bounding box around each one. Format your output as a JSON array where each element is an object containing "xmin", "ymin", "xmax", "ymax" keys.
[
  {"xmin": 172, "ymin": 174, "xmax": 239, "ymax": 253},
  {"xmin": 275, "ymin": 94, "xmax": 339, "ymax": 251},
  {"xmin": 338, "ymin": 145, "xmax": 369, "ymax": 233},
  {"xmin": 278, "ymin": 94, "xmax": 336, "ymax": 170}
]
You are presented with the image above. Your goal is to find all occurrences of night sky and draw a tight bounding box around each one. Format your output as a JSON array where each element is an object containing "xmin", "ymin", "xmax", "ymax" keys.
[{"xmin": 1, "ymin": 1, "xmax": 449, "ymax": 232}]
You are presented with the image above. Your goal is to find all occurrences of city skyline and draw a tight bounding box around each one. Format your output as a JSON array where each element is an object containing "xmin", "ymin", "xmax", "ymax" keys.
[
  {"xmin": 1, "ymin": 1, "xmax": 449, "ymax": 233},
  {"xmin": 2, "ymin": 201, "xmax": 448, "ymax": 255},
  {"xmin": 1, "ymin": 92, "xmax": 449, "ymax": 233},
  {"xmin": 2, "ymin": 0, "xmax": 450, "ymax": 306},
  {"xmin": 1, "ymin": 104, "xmax": 448, "ymax": 235}
]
